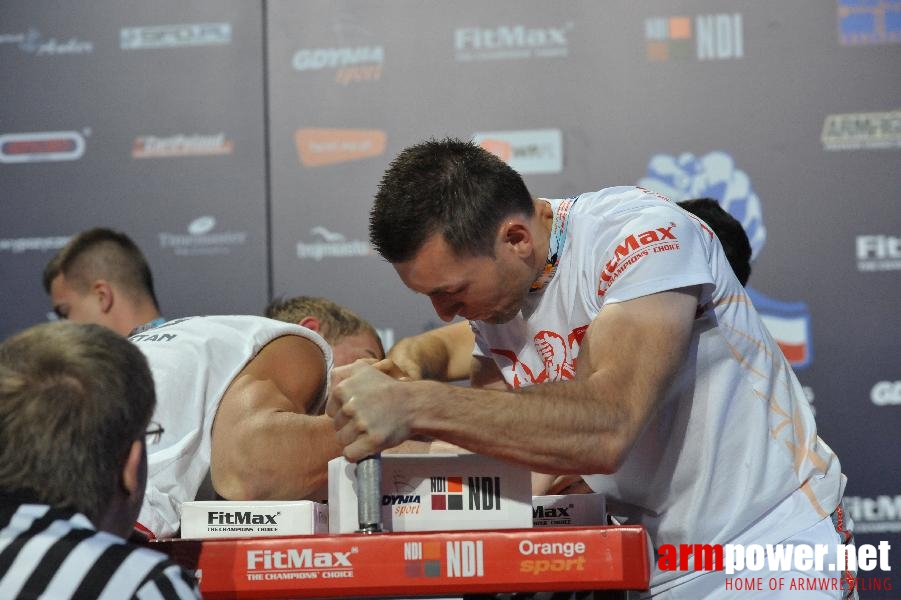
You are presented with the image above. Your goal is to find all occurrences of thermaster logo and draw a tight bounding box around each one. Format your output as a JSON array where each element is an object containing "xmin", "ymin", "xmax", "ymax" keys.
[
  {"xmin": 132, "ymin": 133, "xmax": 234, "ymax": 158},
  {"xmin": 838, "ymin": 0, "xmax": 901, "ymax": 46},
  {"xmin": 0, "ymin": 131, "xmax": 86, "ymax": 163},
  {"xmin": 472, "ymin": 129, "xmax": 563, "ymax": 175},
  {"xmin": 645, "ymin": 13, "xmax": 743, "ymax": 61},
  {"xmin": 296, "ymin": 226, "xmax": 373, "ymax": 261},
  {"xmin": 0, "ymin": 28, "xmax": 93, "ymax": 55},
  {"xmin": 844, "ymin": 495, "xmax": 901, "ymax": 533},
  {"xmin": 292, "ymin": 46, "xmax": 383, "ymax": 85},
  {"xmin": 857, "ymin": 235, "xmax": 901, "ymax": 271},
  {"xmin": 821, "ymin": 110, "xmax": 901, "ymax": 150},
  {"xmin": 403, "ymin": 540, "xmax": 485, "ymax": 579},
  {"xmin": 159, "ymin": 216, "xmax": 247, "ymax": 256},
  {"xmin": 120, "ymin": 23, "xmax": 232, "ymax": 50},
  {"xmin": 872, "ymin": 381, "xmax": 901, "ymax": 406},
  {"xmin": 430, "ymin": 476, "xmax": 502, "ymax": 511},
  {"xmin": 454, "ymin": 23, "xmax": 572, "ymax": 62},
  {"xmin": 245, "ymin": 547, "xmax": 357, "ymax": 581},
  {"xmin": 294, "ymin": 128, "xmax": 386, "ymax": 167}
]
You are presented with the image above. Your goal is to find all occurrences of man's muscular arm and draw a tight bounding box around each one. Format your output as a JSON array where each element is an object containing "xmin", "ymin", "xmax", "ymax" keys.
[
  {"xmin": 211, "ymin": 335, "xmax": 339, "ymax": 501},
  {"xmin": 328, "ymin": 286, "xmax": 699, "ymax": 474}
]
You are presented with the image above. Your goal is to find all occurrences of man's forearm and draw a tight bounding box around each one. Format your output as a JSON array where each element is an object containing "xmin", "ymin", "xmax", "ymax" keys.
[{"xmin": 398, "ymin": 377, "xmax": 635, "ymax": 475}]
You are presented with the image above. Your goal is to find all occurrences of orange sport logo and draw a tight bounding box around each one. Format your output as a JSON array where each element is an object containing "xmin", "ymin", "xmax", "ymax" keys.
[
  {"xmin": 295, "ymin": 128, "xmax": 386, "ymax": 167},
  {"xmin": 597, "ymin": 225, "xmax": 680, "ymax": 297}
]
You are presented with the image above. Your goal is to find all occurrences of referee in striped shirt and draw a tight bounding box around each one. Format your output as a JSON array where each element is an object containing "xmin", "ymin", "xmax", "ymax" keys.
[{"xmin": 0, "ymin": 321, "xmax": 201, "ymax": 599}]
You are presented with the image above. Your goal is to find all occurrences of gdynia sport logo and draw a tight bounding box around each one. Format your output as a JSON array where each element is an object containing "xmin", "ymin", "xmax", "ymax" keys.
[{"xmin": 657, "ymin": 541, "xmax": 892, "ymax": 593}]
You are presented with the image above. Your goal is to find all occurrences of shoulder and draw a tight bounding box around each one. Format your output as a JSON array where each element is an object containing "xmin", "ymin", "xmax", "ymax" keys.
[{"xmin": 136, "ymin": 558, "xmax": 201, "ymax": 599}]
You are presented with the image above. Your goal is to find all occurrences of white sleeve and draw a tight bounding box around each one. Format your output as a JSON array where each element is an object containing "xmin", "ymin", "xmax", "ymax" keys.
[{"xmin": 593, "ymin": 202, "xmax": 715, "ymax": 306}]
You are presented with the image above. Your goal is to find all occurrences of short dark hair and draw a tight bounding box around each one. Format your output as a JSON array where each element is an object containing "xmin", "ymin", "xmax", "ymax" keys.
[
  {"xmin": 0, "ymin": 322, "xmax": 156, "ymax": 521},
  {"xmin": 370, "ymin": 137, "xmax": 535, "ymax": 263},
  {"xmin": 678, "ymin": 198, "xmax": 752, "ymax": 286},
  {"xmin": 43, "ymin": 227, "xmax": 160, "ymax": 309},
  {"xmin": 265, "ymin": 296, "xmax": 383, "ymax": 355}
]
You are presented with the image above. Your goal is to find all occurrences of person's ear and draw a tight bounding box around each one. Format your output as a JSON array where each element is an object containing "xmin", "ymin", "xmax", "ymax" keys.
[
  {"xmin": 120, "ymin": 440, "xmax": 144, "ymax": 497},
  {"xmin": 500, "ymin": 217, "xmax": 533, "ymax": 258},
  {"xmin": 92, "ymin": 280, "xmax": 114, "ymax": 314},
  {"xmin": 298, "ymin": 316, "xmax": 321, "ymax": 333}
]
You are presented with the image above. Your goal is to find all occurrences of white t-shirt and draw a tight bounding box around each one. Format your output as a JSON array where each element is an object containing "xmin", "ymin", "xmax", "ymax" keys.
[
  {"xmin": 131, "ymin": 315, "xmax": 333, "ymax": 538},
  {"xmin": 472, "ymin": 187, "xmax": 844, "ymax": 588}
]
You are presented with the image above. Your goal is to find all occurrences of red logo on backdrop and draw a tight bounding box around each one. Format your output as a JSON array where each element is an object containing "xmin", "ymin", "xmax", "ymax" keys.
[{"xmin": 0, "ymin": 131, "xmax": 85, "ymax": 163}]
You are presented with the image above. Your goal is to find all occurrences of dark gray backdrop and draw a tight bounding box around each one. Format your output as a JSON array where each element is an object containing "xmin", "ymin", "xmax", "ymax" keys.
[{"xmin": 1, "ymin": 1, "xmax": 898, "ymax": 592}]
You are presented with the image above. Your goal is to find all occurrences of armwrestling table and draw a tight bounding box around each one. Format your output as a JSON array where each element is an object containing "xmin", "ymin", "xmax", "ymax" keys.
[{"xmin": 151, "ymin": 525, "xmax": 650, "ymax": 599}]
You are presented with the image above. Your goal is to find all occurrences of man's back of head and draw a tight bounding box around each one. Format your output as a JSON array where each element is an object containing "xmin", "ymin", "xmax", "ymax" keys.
[
  {"xmin": 265, "ymin": 295, "xmax": 384, "ymax": 366},
  {"xmin": 43, "ymin": 227, "xmax": 162, "ymax": 336},
  {"xmin": 0, "ymin": 321, "xmax": 155, "ymax": 536},
  {"xmin": 678, "ymin": 198, "xmax": 752, "ymax": 286}
]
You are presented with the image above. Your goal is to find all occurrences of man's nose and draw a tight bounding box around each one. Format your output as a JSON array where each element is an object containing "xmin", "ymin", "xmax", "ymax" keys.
[{"xmin": 430, "ymin": 297, "xmax": 460, "ymax": 322}]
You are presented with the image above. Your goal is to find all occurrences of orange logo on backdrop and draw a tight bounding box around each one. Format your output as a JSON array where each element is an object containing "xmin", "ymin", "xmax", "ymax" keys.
[
  {"xmin": 478, "ymin": 139, "xmax": 512, "ymax": 162},
  {"xmin": 295, "ymin": 128, "xmax": 386, "ymax": 167}
]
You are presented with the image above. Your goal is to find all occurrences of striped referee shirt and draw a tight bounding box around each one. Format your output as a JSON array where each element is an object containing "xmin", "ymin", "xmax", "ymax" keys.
[{"xmin": 0, "ymin": 496, "xmax": 200, "ymax": 599}]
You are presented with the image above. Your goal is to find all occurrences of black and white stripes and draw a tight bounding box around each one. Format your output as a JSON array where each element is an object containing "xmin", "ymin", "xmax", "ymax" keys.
[{"xmin": 0, "ymin": 502, "xmax": 199, "ymax": 599}]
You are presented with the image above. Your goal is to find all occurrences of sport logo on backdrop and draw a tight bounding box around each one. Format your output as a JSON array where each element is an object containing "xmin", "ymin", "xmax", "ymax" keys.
[
  {"xmin": 292, "ymin": 46, "xmax": 383, "ymax": 85},
  {"xmin": 871, "ymin": 381, "xmax": 901, "ymax": 406},
  {"xmin": 637, "ymin": 151, "xmax": 814, "ymax": 369},
  {"xmin": 0, "ymin": 28, "xmax": 93, "ymax": 55},
  {"xmin": 296, "ymin": 226, "xmax": 373, "ymax": 261},
  {"xmin": 856, "ymin": 235, "xmax": 901, "ymax": 271},
  {"xmin": 132, "ymin": 133, "xmax": 234, "ymax": 159},
  {"xmin": 158, "ymin": 216, "xmax": 247, "ymax": 256},
  {"xmin": 472, "ymin": 129, "xmax": 563, "ymax": 175},
  {"xmin": 645, "ymin": 13, "xmax": 743, "ymax": 61},
  {"xmin": 0, "ymin": 131, "xmax": 86, "ymax": 164},
  {"xmin": 294, "ymin": 128, "xmax": 386, "ymax": 167},
  {"xmin": 838, "ymin": 0, "xmax": 901, "ymax": 45},
  {"xmin": 454, "ymin": 23, "xmax": 572, "ymax": 62},
  {"xmin": 120, "ymin": 23, "xmax": 232, "ymax": 50},
  {"xmin": 821, "ymin": 110, "xmax": 901, "ymax": 151},
  {"xmin": 844, "ymin": 495, "xmax": 901, "ymax": 533}
]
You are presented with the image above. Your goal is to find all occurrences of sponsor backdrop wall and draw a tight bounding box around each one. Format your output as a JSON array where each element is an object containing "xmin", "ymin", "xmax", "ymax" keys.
[{"xmin": 2, "ymin": 0, "xmax": 899, "ymax": 591}]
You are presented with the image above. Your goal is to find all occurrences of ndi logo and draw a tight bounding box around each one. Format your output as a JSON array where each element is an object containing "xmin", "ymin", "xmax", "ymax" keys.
[
  {"xmin": 429, "ymin": 476, "xmax": 501, "ymax": 511},
  {"xmin": 645, "ymin": 14, "xmax": 743, "ymax": 61}
]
